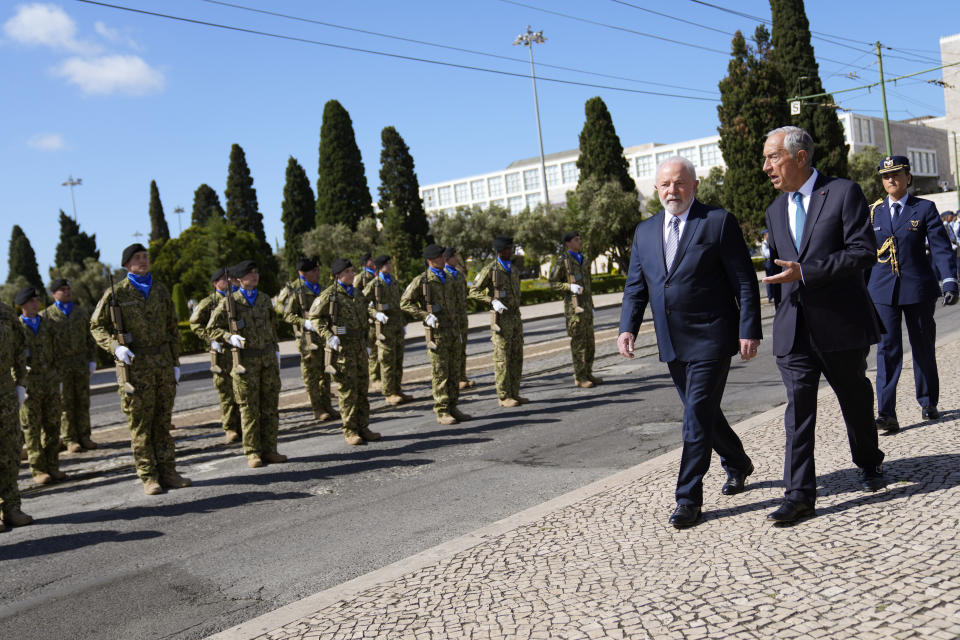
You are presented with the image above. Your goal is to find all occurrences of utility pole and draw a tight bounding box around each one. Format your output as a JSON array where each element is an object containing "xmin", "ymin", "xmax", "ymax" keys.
[
  {"xmin": 61, "ymin": 175, "xmax": 83, "ymax": 221},
  {"xmin": 173, "ymin": 206, "xmax": 185, "ymax": 235},
  {"xmin": 875, "ymin": 42, "xmax": 893, "ymax": 155},
  {"xmin": 513, "ymin": 26, "xmax": 550, "ymax": 208}
]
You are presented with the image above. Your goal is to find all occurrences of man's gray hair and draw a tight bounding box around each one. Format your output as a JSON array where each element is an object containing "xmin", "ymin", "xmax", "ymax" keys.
[
  {"xmin": 766, "ymin": 126, "xmax": 815, "ymax": 166},
  {"xmin": 655, "ymin": 156, "xmax": 698, "ymax": 181}
]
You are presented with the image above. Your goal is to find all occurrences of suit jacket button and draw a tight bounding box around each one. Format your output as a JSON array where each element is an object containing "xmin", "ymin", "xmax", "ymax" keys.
[{"xmin": 666, "ymin": 309, "xmax": 671, "ymax": 315}]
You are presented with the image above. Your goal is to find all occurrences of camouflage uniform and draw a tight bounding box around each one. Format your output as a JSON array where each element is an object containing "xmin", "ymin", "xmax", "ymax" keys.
[
  {"xmin": 445, "ymin": 264, "xmax": 471, "ymax": 384},
  {"xmin": 207, "ymin": 289, "xmax": 281, "ymax": 460},
  {"xmin": 549, "ymin": 252, "xmax": 596, "ymax": 384},
  {"xmin": 189, "ymin": 290, "xmax": 240, "ymax": 436},
  {"xmin": 19, "ymin": 314, "xmax": 63, "ymax": 477},
  {"xmin": 363, "ymin": 274, "xmax": 406, "ymax": 397},
  {"xmin": 308, "ymin": 283, "xmax": 370, "ymax": 439},
  {"xmin": 276, "ymin": 278, "xmax": 336, "ymax": 419},
  {"xmin": 469, "ymin": 259, "xmax": 524, "ymax": 401},
  {"xmin": 0, "ymin": 303, "xmax": 27, "ymax": 519},
  {"xmin": 356, "ymin": 268, "xmax": 380, "ymax": 386},
  {"xmin": 401, "ymin": 269, "xmax": 461, "ymax": 418},
  {"xmin": 43, "ymin": 302, "xmax": 97, "ymax": 447}
]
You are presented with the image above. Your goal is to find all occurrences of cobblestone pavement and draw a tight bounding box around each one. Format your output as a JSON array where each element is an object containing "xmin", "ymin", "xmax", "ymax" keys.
[{"xmin": 211, "ymin": 337, "xmax": 960, "ymax": 640}]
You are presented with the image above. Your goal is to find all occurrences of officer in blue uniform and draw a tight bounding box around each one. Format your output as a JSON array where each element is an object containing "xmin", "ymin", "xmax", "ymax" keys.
[{"xmin": 867, "ymin": 155, "xmax": 958, "ymax": 432}]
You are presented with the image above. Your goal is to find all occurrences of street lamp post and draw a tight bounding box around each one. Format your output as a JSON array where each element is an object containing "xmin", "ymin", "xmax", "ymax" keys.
[
  {"xmin": 61, "ymin": 175, "xmax": 83, "ymax": 221},
  {"xmin": 173, "ymin": 206, "xmax": 185, "ymax": 235},
  {"xmin": 513, "ymin": 26, "xmax": 550, "ymax": 208}
]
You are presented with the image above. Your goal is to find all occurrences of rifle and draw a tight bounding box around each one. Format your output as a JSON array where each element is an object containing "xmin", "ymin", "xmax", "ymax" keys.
[
  {"xmin": 107, "ymin": 272, "xmax": 136, "ymax": 394},
  {"xmin": 224, "ymin": 276, "xmax": 247, "ymax": 375},
  {"xmin": 490, "ymin": 263, "xmax": 501, "ymax": 334},
  {"xmin": 374, "ymin": 277, "xmax": 385, "ymax": 343},
  {"xmin": 324, "ymin": 291, "xmax": 339, "ymax": 375},
  {"xmin": 296, "ymin": 286, "xmax": 319, "ymax": 351},
  {"xmin": 566, "ymin": 254, "xmax": 585, "ymax": 314},
  {"xmin": 423, "ymin": 266, "xmax": 438, "ymax": 350}
]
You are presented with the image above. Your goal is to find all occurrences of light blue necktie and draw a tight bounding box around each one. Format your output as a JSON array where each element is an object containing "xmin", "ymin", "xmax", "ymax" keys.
[{"xmin": 793, "ymin": 192, "xmax": 806, "ymax": 251}]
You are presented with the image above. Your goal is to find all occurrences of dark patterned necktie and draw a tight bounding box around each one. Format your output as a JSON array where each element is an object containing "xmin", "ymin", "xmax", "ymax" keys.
[
  {"xmin": 666, "ymin": 216, "xmax": 680, "ymax": 270},
  {"xmin": 892, "ymin": 202, "xmax": 901, "ymax": 224}
]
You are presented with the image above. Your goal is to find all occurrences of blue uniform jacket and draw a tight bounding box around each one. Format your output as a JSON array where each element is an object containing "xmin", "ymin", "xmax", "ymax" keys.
[{"xmin": 867, "ymin": 194, "xmax": 958, "ymax": 306}]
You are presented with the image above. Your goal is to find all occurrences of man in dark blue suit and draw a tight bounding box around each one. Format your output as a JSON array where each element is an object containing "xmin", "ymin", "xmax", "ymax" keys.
[
  {"xmin": 868, "ymin": 156, "xmax": 958, "ymax": 432},
  {"xmin": 761, "ymin": 126, "xmax": 886, "ymax": 524},
  {"xmin": 618, "ymin": 157, "xmax": 762, "ymax": 529}
]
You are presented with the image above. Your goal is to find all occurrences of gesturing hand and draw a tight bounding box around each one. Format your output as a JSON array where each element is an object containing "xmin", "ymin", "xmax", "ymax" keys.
[{"xmin": 762, "ymin": 259, "xmax": 802, "ymax": 284}]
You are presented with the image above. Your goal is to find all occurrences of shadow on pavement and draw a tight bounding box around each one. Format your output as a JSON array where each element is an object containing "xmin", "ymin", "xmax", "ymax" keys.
[{"xmin": 0, "ymin": 529, "xmax": 164, "ymax": 561}]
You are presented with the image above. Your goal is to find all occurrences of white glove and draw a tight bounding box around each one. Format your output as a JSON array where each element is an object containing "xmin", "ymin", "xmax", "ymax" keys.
[
  {"xmin": 327, "ymin": 336, "xmax": 341, "ymax": 351},
  {"xmin": 304, "ymin": 319, "xmax": 316, "ymax": 332},
  {"xmin": 174, "ymin": 366, "xmax": 181, "ymax": 383},
  {"xmin": 425, "ymin": 314, "xmax": 439, "ymax": 328},
  {"xmin": 59, "ymin": 382, "xmax": 63, "ymax": 394},
  {"xmin": 210, "ymin": 340, "xmax": 223, "ymax": 353},
  {"xmin": 114, "ymin": 345, "xmax": 135, "ymax": 364},
  {"xmin": 88, "ymin": 361, "xmax": 97, "ymax": 374},
  {"xmin": 492, "ymin": 300, "xmax": 508, "ymax": 314},
  {"xmin": 569, "ymin": 283, "xmax": 583, "ymax": 295},
  {"xmin": 16, "ymin": 386, "xmax": 26, "ymax": 407},
  {"xmin": 227, "ymin": 334, "xmax": 246, "ymax": 349},
  {"xmin": 276, "ymin": 351, "xmax": 282, "ymax": 367},
  {"xmin": 375, "ymin": 312, "xmax": 388, "ymax": 324}
]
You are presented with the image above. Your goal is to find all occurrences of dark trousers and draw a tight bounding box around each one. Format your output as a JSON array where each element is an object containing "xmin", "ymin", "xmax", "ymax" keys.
[
  {"xmin": 874, "ymin": 300, "xmax": 938, "ymax": 417},
  {"xmin": 667, "ymin": 357, "xmax": 751, "ymax": 506},
  {"xmin": 776, "ymin": 320, "xmax": 884, "ymax": 506}
]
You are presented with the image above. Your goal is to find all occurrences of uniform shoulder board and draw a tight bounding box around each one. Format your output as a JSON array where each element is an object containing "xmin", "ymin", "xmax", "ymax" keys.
[{"xmin": 869, "ymin": 198, "xmax": 884, "ymax": 224}]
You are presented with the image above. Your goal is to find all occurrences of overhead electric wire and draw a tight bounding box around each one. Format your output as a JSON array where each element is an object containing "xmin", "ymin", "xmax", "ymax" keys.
[
  {"xmin": 74, "ymin": 0, "xmax": 720, "ymax": 102},
  {"xmin": 607, "ymin": 0, "xmax": 733, "ymax": 36}
]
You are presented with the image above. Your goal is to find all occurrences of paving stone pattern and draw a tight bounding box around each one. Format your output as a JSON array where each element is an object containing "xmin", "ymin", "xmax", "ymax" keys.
[{"xmin": 253, "ymin": 340, "xmax": 960, "ymax": 640}]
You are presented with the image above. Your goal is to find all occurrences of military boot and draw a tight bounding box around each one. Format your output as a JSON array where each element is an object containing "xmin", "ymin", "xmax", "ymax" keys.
[
  {"xmin": 588, "ymin": 375, "xmax": 604, "ymax": 386},
  {"xmin": 262, "ymin": 451, "xmax": 288, "ymax": 463},
  {"xmin": 436, "ymin": 413, "xmax": 459, "ymax": 425},
  {"xmin": 449, "ymin": 408, "xmax": 473, "ymax": 422},
  {"xmin": 384, "ymin": 394, "xmax": 406, "ymax": 406},
  {"xmin": 21, "ymin": 446, "xmax": 27, "ymax": 461},
  {"xmin": 160, "ymin": 471, "xmax": 192, "ymax": 489},
  {"xmin": 516, "ymin": 396, "xmax": 531, "ymax": 404},
  {"xmin": 359, "ymin": 426, "xmax": 381, "ymax": 442},
  {"xmin": 344, "ymin": 431, "xmax": 365, "ymax": 446},
  {"xmin": 576, "ymin": 379, "xmax": 594, "ymax": 388},
  {"xmin": 224, "ymin": 429, "xmax": 241, "ymax": 444},
  {"xmin": 66, "ymin": 441, "xmax": 83, "ymax": 453},
  {"xmin": 49, "ymin": 469, "xmax": 67, "ymax": 481},
  {"xmin": 80, "ymin": 437, "xmax": 99, "ymax": 450},
  {"xmin": 247, "ymin": 454, "xmax": 264, "ymax": 468},
  {"xmin": 498, "ymin": 398, "xmax": 520, "ymax": 408},
  {"xmin": 399, "ymin": 392, "xmax": 415, "ymax": 402},
  {"xmin": 143, "ymin": 478, "xmax": 163, "ymax": 495},
  {"xmin": 3, "ymin": 507, "xmax": 34, "ymax": 527},
  {"xmin": 33, "ymin": 473, "xmax": 53, "ymax": 485}
]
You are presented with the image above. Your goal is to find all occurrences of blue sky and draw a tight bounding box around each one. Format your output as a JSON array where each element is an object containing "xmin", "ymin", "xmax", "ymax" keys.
[{"xmin": 1, "ymin": 0, "xmax": 955, "ymax": 282}]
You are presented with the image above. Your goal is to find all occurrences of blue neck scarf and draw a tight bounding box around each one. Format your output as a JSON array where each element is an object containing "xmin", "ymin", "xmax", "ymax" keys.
[
  {"xmin": 338, "ymin": 281, "xmax": 354, "ymax": 297},
  {"xmin": 364, "ymin": 267, "xmax": 376, "ymax": 277},
  {"xmin": 127, "ymin": 272, "xmax": 153, "ymax": 298},
  {"xmin": 239, "ymin": 287, "xmax": 258, "ymax": 306},
  {"xmin": 497, "ymin": 257, "xmax": 512, "ymax": 274},
  {"xmin": 444, "ymin": 265, "xmax": 459, "ymax": 278},
  {"xmin": 429, "ymin": 266, "xmax": 446, "ymax": 283},
  {"xmin": 55, "ymin": 300, "xmax": 74, "ymax": 316},
  {"xmin": 21, "ymin": 315, "xmax": 41, "ymax": 334},
  {"xmin": 231, "ymin": 285, "xmax": 239, "ymax": 292},
  {"xmin": 568, "ymin": 250, "xmax": 583, "ymax": 265},
  {"xmin": 378, "ymin": 272, "xmax": 393, "ymax": 286},
  {"xmin": 300, "ymin": 276, "xmax": 321, "ymax": 296},
  {"xmin": 215, "ymin": 288, "xmax": 227, "ymax": 297}
]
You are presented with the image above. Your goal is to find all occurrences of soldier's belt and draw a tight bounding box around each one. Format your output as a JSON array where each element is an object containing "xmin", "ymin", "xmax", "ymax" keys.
[
  {"xmin": 135, "ymin": 344, "xmax": 170, "ymax": 356},
  {"xmin": 379, "ymin": 303, "xmax": 391, "ymax": 310},
  {"xmin": 240, "ymin": 346, "xmax": 277, "ymax": 357},
  {"xmin": 497, "ymin": 290, "xmax": 508, "ymax": 298}
]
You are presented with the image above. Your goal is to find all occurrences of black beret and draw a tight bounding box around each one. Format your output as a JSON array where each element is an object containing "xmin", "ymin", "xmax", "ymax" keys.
[
  {"xmin": 121, "ymin": 243, "xmax": 148, "ymax": 266},
  {"xmin": 331, "ymin": 257, "xmax": 352, "ymax": 275},
  {"xmin": 373, "ymin": 254, "xmax": 390, "ymax": 269},
  {"xmin": 423, "ymin": 244, "xmax": 444, "ymax": 260},
  {"xmin": 443, "ymin": 247, "xmax": 457, "ymax": 259},
  {"xmin": 493, "ymin": 235, "xmax": 513, "ymax": 251},
  {"xmin": 49, "ymin": 278, "xmax": 69, "ymax": 292},
  {"xmin": 561, "ymin": 231, "xmax": 579, "ymax": 243},
  {"xmin": 210, "ymin": 267, "xmax": 225, "ymax": 283},
  {"xmin": 231, "ymin": 259, "xmax": 257, "ymax": 278},
  {"xmin": 877, "ymin": 155, "xmax": 910, "ymax": 175},
  {"xmin": 15, "ymin": 286, "xmax": 38, "ymax": 306},
  {"xmin": 360, "ymin": 252, "xmax": 372, "ymax": 264},
  {"xmin": 297, "ymin": 257, "xmax": 318, "ymax": 272}
]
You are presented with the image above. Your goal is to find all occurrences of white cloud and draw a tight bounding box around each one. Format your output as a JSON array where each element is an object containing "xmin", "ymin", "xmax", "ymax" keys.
[
  {"xmin": 54, "ymin": 54, "xmax": 165, "ymax": 95},
  {"xmin": 94, "ymin": 20, "xmax": 139, "ymax": 50},
  {"xmin": 3, "ymin": 3, "xmax": 100, "ymax": 54},
  {"xmin": 27, "ymin": 132, "xmax": 65, "ymax": 150}
]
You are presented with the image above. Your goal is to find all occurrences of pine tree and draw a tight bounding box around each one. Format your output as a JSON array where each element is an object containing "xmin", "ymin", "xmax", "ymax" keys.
[
  {"xmin": 316, "ymin": 99, "xmax": 373, "ymax": 229},
  {"xmin": 576, "ymin": 96, "xmax": 636, "ymax": 194},
  {"xmin": 378, "ymin": 126, "xmax": 432, "ymax": 280},
  {"xmin": 7, "ymin": 225, "xmax": 44, "ymax": 291},
  {"xmin": 148, "ymin": 180, "xmax": 170, "ymax": 243},
  {"xmin": 281, "ymin": 156, "xmax": 316, "ymax": 255},
  {"xmin": 771, "ymin": 0, "xmax": 849, "ymax": 177},
  {"xmin": 717, "ymin": 27, "xmax": 789, "ymax": 237},
  {"xmin": 225, "ymin": 143, "xmax": 267, "ymax": 244},
  {"xmin": 191, "ymin": 183, "xmax": 225, "ymax": 226},
  {"xmin": 54, "ymin": 210, "xmax": 99, "ymax": 267}
]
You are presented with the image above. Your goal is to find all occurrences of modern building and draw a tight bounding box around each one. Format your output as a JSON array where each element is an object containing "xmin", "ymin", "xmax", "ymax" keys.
[{"xmin": 941, "ymin": 32, "xmax": 960, "ymax": 195}]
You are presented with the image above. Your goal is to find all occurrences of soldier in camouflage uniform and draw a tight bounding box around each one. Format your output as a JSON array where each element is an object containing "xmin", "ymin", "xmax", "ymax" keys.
[
  {"xmin": 90, "ymin": 243, "xmax": 192, "ymax": 495},
  {"xmin": 308, "ymin": 258, "xmax": 381, "ymax": 446},
  {"xmin": 44, "ymin": 278, "xmax": 99, "ymax": 452},
  {"xmin": 275, "ymin": 257, "xmax": 338, "ymax": 422},
  {"xmin": 16, "ymin": 287, "xmax": 66, "ymax": 485},
  {"xmin": 207, "ymin": 260, "xmax": 287, "ymax": 468},
  {"xmin": 0, "ymin": 300, "xmax": 33, "ymax": 531},
  {"xmin": 469, "ymin": 236, "xmax": 528, "ymax": 407},
  {"xmin": 363, "ymin": 255, "xmax": 411, "ymax": 405},
  {"xmin": 402, "ymin": 245, "xmax": 471, "ymax": 424},
  {"xmin": 189, "ymin": 268, "xmax": 241, "ymax": 443},
  {"xmin": 444, "ymin": 248, "xmax": 475, "ymax": 390},
  {"xmin": 549, "ymin": 231, "xmax": 603, "ymax": 388},
  {"xmin": 355, "ymin": 253, "xmax": 382, "ymax": 391}
]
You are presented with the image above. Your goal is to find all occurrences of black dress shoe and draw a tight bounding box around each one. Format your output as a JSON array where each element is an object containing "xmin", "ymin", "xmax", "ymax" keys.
[
  {"xmin": 767, "ymin": 500, "xmax": 815, "ymax": 523},
  {"xmin": 921, "ymin": 406, "xmax": 939, "ymax": 420},
  {"xmin": 858, "ymin": 465, "xmax": 886, "ymax": 492},
  {"xmin": 721, "ymin": 463, "xmax": 754, "ymax": 495},
  {"xmin": 668, "ymin": 504, "xmax": 701, "ymax": 529},
  {"xmin": 875, "ymin": 414, "xmax": 899, "ymax": 433}
]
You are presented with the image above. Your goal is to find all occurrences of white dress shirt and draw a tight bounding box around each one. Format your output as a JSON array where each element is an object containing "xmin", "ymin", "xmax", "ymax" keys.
[
  {"xmin": 662, "ymin": 204, "xmax": 692, "ymax": 254},
  {"xmin": 787, "ymin": 169, "xmax": 819, "ymax": 247}
]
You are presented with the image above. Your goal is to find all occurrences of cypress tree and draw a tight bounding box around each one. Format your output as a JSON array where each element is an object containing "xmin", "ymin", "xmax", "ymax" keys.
[
  {"xmin": 281, "ymin": 156, "xmax": 316, "ymax": 252},
  {"xmin": 378, "ymin": 126, "xmax": 431, "ymax": 279},
  {"xmin": 316, "ymin": 99, "xmax": 373, "ymax": 229},
  {"xmin": 717, "ymin": 27, "xmax": 789, "ymax": 237},
  {"xmin": 7, "ymin": 225, "xmax": 44, "ymax": 291},
  {"xmin": 225, "ymin": 143, "xmax": 267, "ymax": 244},
  {"xmin": 576, "ymin": 96, "xmax": 636, "ymax": 193},
  {"xmin": 771, "ymin": 0, "xmax": 848, "ymax": 177},
  {"xmin": 148, "ymin": 180, "xmax": 170, "ymax": 243},
  {"xmin": 191, "ymin": 183, "xmax": 225, "ymax": 226},
  {"xmin": 171, "ymin": 282, "xmax": 189, "ymax": 322},
  {"xmin": 54, "ymin": 210, "xmax": 99, "ymax": 267}
]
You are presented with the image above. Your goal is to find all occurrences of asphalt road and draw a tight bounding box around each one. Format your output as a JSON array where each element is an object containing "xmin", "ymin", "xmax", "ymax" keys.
[{"xmin": 4, "ymin": 302, "xmax": 960, "ymax": 640}]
